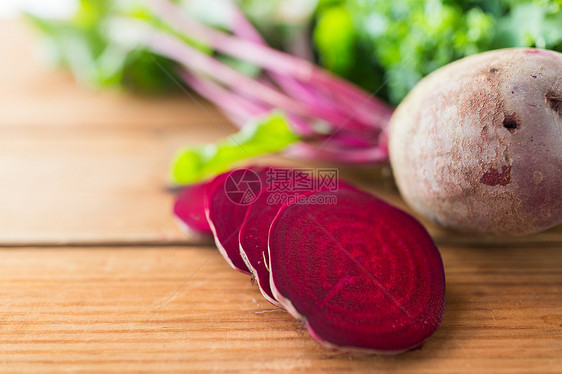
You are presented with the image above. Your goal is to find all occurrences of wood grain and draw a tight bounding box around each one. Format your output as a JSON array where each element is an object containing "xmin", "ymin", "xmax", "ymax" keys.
[
  {"xmin": 0, "ymin": 20, "xmax": 236, "ymax": 244},
  {"xmin": 0, "ymin": 246, "xmax": 560, "ymax": 374},
  {"xmin": 0, "ymin": 20, "xmax": 560, "ymax": 374}
]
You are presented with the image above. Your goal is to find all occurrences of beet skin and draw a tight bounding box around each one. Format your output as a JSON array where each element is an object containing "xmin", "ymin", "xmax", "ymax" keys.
[{"xmin": 389, "ymin": 48, "xmax": 562, "ymax": 235}]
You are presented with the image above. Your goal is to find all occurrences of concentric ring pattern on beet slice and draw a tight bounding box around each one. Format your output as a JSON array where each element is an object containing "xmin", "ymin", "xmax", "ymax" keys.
[
  {"xmin": 239, "ymin": 181, "xmax": 358, "ymax": 307},
  {"xmin": 173, "ymin": 182, "xmax": 213, "ymax": 237},
  {"xmin": 205, "ymin": 166, "xmax": 271, "ymax": 274},
  {"xmin": 268, "ymin": 188, "xmax": 446, "ymax": 353}
]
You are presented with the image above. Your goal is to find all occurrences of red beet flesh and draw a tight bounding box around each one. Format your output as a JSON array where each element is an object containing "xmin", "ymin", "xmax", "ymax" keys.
[
  {"xmin": 240, "ymin": 181, "xmax": 357, "ymax": 307},
  {"xmin": 205, "ymin": 166, "xmax": 270, "ymax": 274},
  {"xmin": 268, "ymin": 189, "xmax": 446, "ymax": 353},
  {"xmin": 239, "ymin": 188, "xmax": 284, "ymax": 306},
  {"xmin": 173, "ymin": 182, "xmax": 213, "ymax": 237}
]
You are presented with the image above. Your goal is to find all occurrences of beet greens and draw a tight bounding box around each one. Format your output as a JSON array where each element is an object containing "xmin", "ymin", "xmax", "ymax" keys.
[{"xmin": 27, "ymin": 0, "xmax": 393, "ymax": 186}]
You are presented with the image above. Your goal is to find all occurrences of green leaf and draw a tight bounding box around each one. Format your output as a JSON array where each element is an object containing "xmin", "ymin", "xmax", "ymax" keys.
[
  {"xmin": 492, "ymin": 2, "xmax": 562, "ymax": 49},
  {"xmin": 171, "ymin": 112, "xmax": 301, "ymax": 185},
  {"xmin": 314, "ymin": 0, "xmax": 562, "ymax": 104},
  {"xmin": 314, "ymin": 6, "xmax": 355, "ymax": 74},
  {"xmin": 25, "ymin": 1, "xmax": 183, "ymax": 93}
]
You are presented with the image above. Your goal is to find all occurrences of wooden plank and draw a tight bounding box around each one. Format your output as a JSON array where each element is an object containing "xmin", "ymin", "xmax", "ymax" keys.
[
  {"xmin": 0, "ymin": 21, "xmax": 237, "ymax": 244},
  {"xmin": 0, "ymin": 115, "xmax": 229, "ymax": 244},
  {"xmin": 0, "ymin": 19, "xmax": 560, "ymax": 374},
  {"xmin": 0, "ymin": 21, "xmax": 560, "ymax": 246},
  {"xmin": 0, "ymin": 245, "xmax": 560, "ymax": 373},
  {"xmin": 1, "ymin": 122, "xmax": 559, "ymax": 245}
]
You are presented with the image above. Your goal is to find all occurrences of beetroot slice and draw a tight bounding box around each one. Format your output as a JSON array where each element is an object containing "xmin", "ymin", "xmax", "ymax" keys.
[
  {"xmin": 173, "ymin": 182, "xmax": 213, "ymax": 237},
  {"xmin": 205, "ymin": 166, "xmax": 270, "ymax": 274},
  {"xmin": 239, "ymin": 181, "xmax": 357, "ymax": 307},
  {"xmin": 238, "ymin": 188, "xmax": 283, "ymax": 306},
  {"xmin": 268, "ymin": 189, "xmax": 445, "ymax": 353}
]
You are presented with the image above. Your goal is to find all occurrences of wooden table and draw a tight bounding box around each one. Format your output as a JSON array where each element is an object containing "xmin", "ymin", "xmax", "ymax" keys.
[{"xmin": 1, "ymin": 21, "xmax": 560, "ymax": 373}]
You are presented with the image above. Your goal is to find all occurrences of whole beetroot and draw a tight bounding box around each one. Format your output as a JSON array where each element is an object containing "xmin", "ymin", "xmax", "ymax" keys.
[{"xmin": 389, "ymin": 48, "xmax": 562, "ymax": 236}]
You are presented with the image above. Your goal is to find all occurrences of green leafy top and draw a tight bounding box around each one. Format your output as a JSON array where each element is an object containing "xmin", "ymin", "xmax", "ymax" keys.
[
  {"xmin": 171, "ymin": 112, "xmax": 301, "ymax": 185},
  {"xmin": 314, "ymin": 0, "xmax": 562, "ymax": 104},
  {"xmin": 29, "ymin": 0, "xmax": 562, "ymax": 104},
  {"xmin": 26, "ymin": 0, "xmax": 180, "ymax": 92}
]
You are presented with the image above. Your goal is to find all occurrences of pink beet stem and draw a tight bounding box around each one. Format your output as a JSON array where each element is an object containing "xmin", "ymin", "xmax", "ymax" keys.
[
  {"xmin": 180, "ymin": 69, "xmax": 271, "ymax": 119},
  {"xmin": 286, "ymin": 142, "xmax": 388, "ymax": 164},
  {"xmin": 227, "ymin": 2, "xmax": 382, "ymax": 131},
  {"xmin": 147, "ymin": 0, "xmax": 392, "ymax": 128},
  {"xmin": 143, "ymin": 27, "xmax": 378, "ymax": 135}
]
